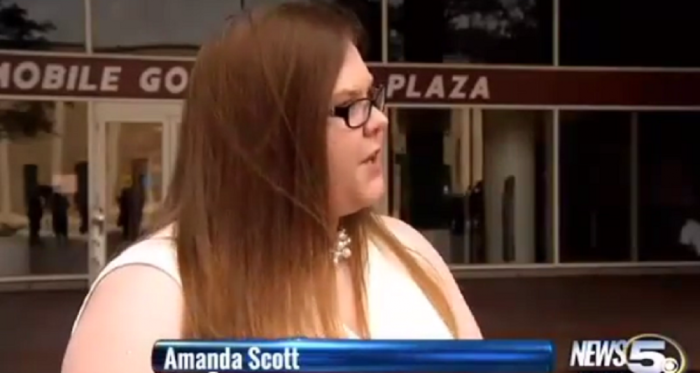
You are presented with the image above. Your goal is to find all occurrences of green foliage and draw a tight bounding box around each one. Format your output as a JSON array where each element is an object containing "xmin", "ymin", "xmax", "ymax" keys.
[{"xmin": 0, "ymin": 0, "xmax": 56, "ymax": 140}]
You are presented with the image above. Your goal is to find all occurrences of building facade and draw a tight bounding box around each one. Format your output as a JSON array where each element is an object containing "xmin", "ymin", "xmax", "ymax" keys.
[{"xmin": 1, "ymin": 0, "xmax": 700, "ymax": 284}]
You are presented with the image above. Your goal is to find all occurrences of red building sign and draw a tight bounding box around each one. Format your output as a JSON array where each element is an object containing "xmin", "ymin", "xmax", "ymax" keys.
[{"xmin": 1, "ymin": 52, "xmax": 699, "ymax": 108}]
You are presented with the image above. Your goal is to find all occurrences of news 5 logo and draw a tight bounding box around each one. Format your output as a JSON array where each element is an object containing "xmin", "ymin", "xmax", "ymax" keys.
[{"xmin": 569, "ymin": 334, "xmax": 688, "ymax": 373}]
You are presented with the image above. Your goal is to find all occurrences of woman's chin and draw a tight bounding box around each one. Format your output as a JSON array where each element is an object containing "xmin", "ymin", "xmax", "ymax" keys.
[
  {"xmin": 362, "ymin": 176, "xmax": 386, "ymax": 206},
  {"xmin": 338, "ymin": 177, "xmax": 386, "ymax": 216}
]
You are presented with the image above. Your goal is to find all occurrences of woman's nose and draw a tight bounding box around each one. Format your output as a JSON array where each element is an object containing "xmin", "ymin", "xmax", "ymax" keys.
[{"xmin": 364, "ymin": 107, "xmax": 388, "ymax": 135}]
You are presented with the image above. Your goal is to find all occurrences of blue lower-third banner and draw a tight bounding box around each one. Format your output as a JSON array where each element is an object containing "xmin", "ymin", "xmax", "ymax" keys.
[{"xmin": 152, "ymin": 339, "xmax": 555, "ymax": 372}]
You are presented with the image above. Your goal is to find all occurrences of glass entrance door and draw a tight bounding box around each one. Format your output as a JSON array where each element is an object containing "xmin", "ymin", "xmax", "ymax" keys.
[{"xmin": 89, "ymin": 102, "xmax": 181, "ymax": 283}]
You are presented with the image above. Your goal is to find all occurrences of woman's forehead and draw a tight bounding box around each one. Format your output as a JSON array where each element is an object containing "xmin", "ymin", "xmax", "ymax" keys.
[{"xmin": 333, "ymin": 44, "xmax": 373, "ymax": 96}]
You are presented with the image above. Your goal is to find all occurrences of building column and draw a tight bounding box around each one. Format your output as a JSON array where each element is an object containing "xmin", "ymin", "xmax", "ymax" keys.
[
  {"xmin": 51, "ymin": 102, "xmax": 66, "ymax": 183},
  {"xmin": 146, "ymin": 157, "xmax": 155, "ymax": 207},
  {"xmin": 483, "ymin": 110, "xmax": 536, "ymax": 263},
  {"xmin": 450, "ymin": 108, "xmax": 480, "ymax": 193},
  {"xmin": 106, "ymin": 122, "xmax": 121, "ymax": 213},
  {"xmin": 446, "ymin": 110, "xmax": 463, "ymax": 193},
  {"xmin": 449, "ymin": 108, "xmax": 472, "ymax": 263}
]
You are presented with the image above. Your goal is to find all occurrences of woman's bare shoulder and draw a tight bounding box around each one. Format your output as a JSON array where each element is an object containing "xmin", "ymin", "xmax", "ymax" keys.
[
  {"xmin": 378, "ymin": 215, "xmax": 483, "ymax": 339},
  {"xmin": 62, "ymin": 263, "xmax": 183, "ymax": 373}
]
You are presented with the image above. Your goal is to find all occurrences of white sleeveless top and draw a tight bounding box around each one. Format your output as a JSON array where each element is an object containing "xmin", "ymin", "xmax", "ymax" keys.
[{"xmin": 73, "ymin": 226, "xmax": 452, "ymax": 339}]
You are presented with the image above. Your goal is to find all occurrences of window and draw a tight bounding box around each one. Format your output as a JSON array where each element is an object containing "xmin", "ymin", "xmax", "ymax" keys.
[
  {"xmin": 559, "ymin": 111, "xmax": 631, "ymax": 262},
  {"xmin": 92, "ymin": 0, "xmax": 381, "ymax": 60},
  {"xmin": 0, "ymin": 99, "xmax": 89, "ymax": 277},
  {"xmin": 388, "ymin": 0, "xmax": 553, "ymax": 64},
  {"xmin": 392, "ymin": 108, "xmax": 554, "ymax": 264},
  {"xmin": 560, "ymin": 0, "xmax": 700, "ymax": 67},
  {"xmin": 335, "ymin": 0, "xmax": 382, "ymax": 61},
  {"xmin": 559, "ymin": 110, "xmax": 700, "ymax": 263},
  {"xmin": 0, "ymin": 0, "xmax": 86, "ymax": 52},
  {"xmin": 638, "ymin": 112, "xmax": 700, "ymax": 261}
]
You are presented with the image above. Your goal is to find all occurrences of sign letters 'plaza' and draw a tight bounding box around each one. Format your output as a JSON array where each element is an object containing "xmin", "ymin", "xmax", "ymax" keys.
[{"xmin": 385, "ymin": 73, "xmax": 490, "ymax": 100}]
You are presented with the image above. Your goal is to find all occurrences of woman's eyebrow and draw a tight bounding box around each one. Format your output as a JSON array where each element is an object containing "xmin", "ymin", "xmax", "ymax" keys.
[
  {"xmin": 334, "ymin": 87, "xmax": 365, "ymax": 101},
  {"xmin": 332, "ymin": 75, "xmax": 374, "ymax": 102}
]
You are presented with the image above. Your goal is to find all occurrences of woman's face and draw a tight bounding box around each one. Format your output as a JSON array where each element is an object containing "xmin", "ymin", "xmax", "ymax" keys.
[{"xmin": 327, "ymin": 44, "xmax": 388, "ymax": 218}]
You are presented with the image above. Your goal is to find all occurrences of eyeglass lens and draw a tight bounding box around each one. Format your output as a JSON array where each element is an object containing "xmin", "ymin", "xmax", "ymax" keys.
[{"xmin": 347, "ymin": 87, "xmax": 385, "ymax": 128}]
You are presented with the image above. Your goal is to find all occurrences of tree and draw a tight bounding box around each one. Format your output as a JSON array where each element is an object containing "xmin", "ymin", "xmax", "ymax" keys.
[
  {"xmin": 395, "ymin": 0, "xmax": 552, "ymax": 64},
  {"xmin": 0, "ymin": 0, "xmax": 56, "ymax": 140},
  {"xmin": 0, "ymin": 101, "xmax": 53, "ymax": 140}
]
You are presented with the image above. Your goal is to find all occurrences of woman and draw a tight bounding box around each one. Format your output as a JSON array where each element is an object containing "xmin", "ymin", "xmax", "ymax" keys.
[{"xmin": 62, "ymin": 3, "xmax": 481, "ymax": 373}]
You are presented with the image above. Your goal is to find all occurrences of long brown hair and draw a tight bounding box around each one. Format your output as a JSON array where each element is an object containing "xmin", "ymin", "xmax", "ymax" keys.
[{"xmin": 157, "ymin": 2, "xmax": 458, "ymax": 339}]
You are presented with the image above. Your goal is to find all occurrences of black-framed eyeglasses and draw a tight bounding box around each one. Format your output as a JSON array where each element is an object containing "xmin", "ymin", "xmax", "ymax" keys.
[{"xmin": 330, "ymin": 85, "xmax": 386, "ymax": 129}]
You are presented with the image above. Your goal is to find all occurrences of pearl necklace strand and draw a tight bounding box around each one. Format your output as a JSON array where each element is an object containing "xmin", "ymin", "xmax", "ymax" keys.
[{"xmin": 332, "ymin": 228, "xmax": 352, "ymax": 264}]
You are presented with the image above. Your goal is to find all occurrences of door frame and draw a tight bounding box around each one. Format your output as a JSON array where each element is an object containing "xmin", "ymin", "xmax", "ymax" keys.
[{"xmin": 88, "ymin": 101, "xmax": 182, "ymax": 283}]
